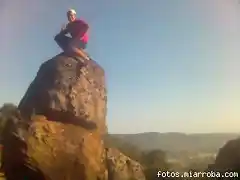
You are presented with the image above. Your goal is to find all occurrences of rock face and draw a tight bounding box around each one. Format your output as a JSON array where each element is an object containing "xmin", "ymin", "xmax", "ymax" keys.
[
  {"xmin": 2, "ymin": 115, "xmax": 107, "ymax": 180},
  {"xmin": 106, "ymin": 148, "xmax": 146, "ymax": 180},
  {"xmin": 211, "ymin": 138, "xmax": 240, "ymax": 172},
  {"xmin": 18, "ymin": 53, "xmax": 107, "ymax": 135},
  {"xmin": 2, "ymin": 53, "xmax": 146, "ymax": 180}
]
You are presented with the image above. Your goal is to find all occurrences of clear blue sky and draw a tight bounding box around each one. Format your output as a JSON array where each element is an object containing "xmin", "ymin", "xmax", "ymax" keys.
[{"xmin": 1, "ymin": 0, "xmax": 240, "ymax": 133}]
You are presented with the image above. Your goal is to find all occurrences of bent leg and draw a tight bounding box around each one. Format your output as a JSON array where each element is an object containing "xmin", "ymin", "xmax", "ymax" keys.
[
  {"xmin": 54, "ymin": 34, "xmax": 71, "ymax": 51},
  {"xmin": 70, "ymin": 47, "xmax": 89, "ymax": 60},
  {"xmin": 67, "ymin": 39, "xmax": 89, "ymax": 60}
]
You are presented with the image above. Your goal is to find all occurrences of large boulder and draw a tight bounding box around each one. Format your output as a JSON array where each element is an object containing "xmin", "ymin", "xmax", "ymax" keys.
[
  {"xmin": 18, "ymin": 53, "xmax": 107, "ymax": 135},
  {"xmin": 2, "ymin": 115, "xmax": 107, "ymax": 180},
  {"xmin": 2, "ymin": 54, "xmax": 108, "ymax": 180},
  {"xmin": 2, "ymin": 53, "xmax": 146, "ymax": 180},
  {"xmin": 211, "ymin": 138, "xmax": 240, "ymax": 172},
  {"xmin": 206, "ymin": 138, "xmax": 240, "ymax": 180}
]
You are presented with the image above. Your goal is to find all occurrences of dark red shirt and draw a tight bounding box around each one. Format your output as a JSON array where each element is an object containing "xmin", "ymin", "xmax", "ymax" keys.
[{"xmin": 66, "ymin": 19, "xmax": 89, "ymax": 43}]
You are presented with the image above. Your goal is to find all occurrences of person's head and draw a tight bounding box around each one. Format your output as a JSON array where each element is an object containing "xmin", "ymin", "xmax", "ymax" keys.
[{"xmin": 67, "ymin": 9, "xmax": 77, "ymax": 22}]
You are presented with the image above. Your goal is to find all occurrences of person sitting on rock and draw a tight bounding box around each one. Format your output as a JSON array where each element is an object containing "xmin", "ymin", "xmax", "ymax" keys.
[{"xmin": 54, "ymin": 9, "xmax": 90, "ymax": 60}]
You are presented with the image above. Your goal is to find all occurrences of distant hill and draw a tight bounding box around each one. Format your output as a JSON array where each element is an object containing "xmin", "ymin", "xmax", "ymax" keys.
[{"xmin": 106, "ymin": 132, "xmax": 240, "ymax": 153}]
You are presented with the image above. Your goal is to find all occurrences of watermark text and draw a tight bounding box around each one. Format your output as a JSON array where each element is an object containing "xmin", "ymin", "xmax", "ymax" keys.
[{"xmin": 157, "ymin": 170, "xmax": 239, "ymax": 178}]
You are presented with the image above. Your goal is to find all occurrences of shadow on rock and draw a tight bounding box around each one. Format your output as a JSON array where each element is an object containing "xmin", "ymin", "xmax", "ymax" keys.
[{"xmin": 43, "ymin": 109, "xmax": 97, "ymax": 130}]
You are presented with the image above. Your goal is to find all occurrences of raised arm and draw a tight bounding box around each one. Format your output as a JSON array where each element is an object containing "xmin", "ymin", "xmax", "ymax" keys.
[{"xmin": 58, "ymin": 24, "xmax": 69, "ymax": 36}]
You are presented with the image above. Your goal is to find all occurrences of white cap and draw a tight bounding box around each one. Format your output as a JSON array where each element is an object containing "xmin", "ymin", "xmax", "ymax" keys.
[{"xmin": 67, "ymin": 9, "xmax": 76, "ymax": 14}]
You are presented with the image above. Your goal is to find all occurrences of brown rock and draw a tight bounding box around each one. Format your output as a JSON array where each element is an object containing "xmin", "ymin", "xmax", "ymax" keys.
[
  {"xmin": 2, "ymin": 54, "xmax": 146, "ymax": 180},
  {"xmin": 2, "ymin": 115, "xmax": 107, "ymax": 180},
  {"xmin": 18, "ymin": 53, "xmax": 107, "ymax": 135},
  {"xmin": 106, "ymin": 148, "xmax": 146, "ymax": 180}
]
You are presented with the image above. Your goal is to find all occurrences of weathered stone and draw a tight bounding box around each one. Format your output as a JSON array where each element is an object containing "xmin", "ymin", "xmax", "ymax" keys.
[
  {"xmin": 2, "ymin": 53, "xmax": 146, "ymax": 180},
  {"xmin": 106, "ymin": 148, "xmax": 146, "ymax": 180},
  {"xmin": 2, "ymin": 115, "xmax": 107, "ymax": 180},
  {"xmin": 18, "ymin": 53, "xmax": 107, "ymax": 135}
]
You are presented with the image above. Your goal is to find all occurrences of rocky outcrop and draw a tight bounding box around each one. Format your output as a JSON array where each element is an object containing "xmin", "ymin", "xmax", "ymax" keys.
[
  {"xmin": 2, "ymin": 115, "xmax": 107, "ymax": 180},
  {"xmin": 211, "ymin": 138, "xmax": 240, "ymax": 172},
  {"xmin": 205, "ymin": 138, "xmax": 240, "ymax": 180},
  {"xmin": 18, "ymin": 53, "xmax": 107, "ymax": 135},
  {"xmin": 106, "ymin": 148, "xmax": 145, "ymax": 180},
  {"xmin": 2, "ymin": 53, "xmax": 145, "ymax": 180}
]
